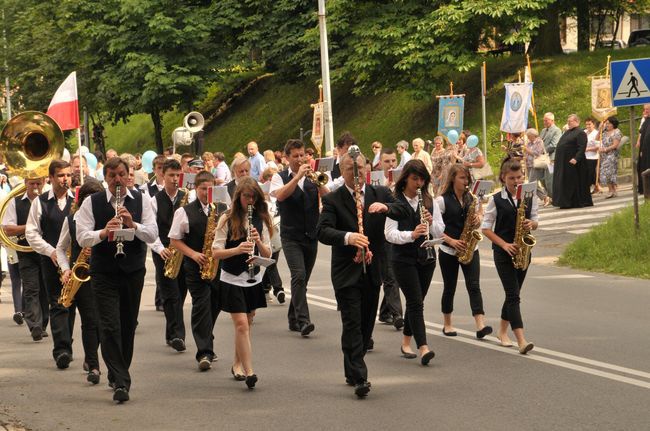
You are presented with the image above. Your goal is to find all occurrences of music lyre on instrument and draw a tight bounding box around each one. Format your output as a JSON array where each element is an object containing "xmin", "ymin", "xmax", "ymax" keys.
[{"xmin": 114, "ymin": 185, "xmax": 126, "ymax": 259}]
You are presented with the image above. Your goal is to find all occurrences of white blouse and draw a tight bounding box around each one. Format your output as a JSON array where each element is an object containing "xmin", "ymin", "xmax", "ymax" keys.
[{"xmin": 384, "ymin": 193, "xmax": 445, "ymax": 245}]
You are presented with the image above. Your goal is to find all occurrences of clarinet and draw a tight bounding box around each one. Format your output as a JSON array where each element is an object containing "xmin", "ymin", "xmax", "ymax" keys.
[
  {"xmin": 348, "ymin": 145, "xmax": 370, "ymax": 273},
  {"xmin": 417, "ymin": 188, "xmax": 435, "ymax": 261},
  {"xmin": 246, "ymin": 204, "xmax": 256, "ymax": 283},
  {"xmin": 114, "ymin": 185, "xmax": 126, "ymax": 259}
]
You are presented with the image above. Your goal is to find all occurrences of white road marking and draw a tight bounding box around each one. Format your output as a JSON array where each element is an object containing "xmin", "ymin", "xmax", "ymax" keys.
[
  {"xmin": 532, "ymin": 274, "xmax": 593, "ymax": 279},
  {"xmin": 567, "ymin": 229, "xmax": 591, "ymax": 235},
  {"xmin": 540, "ymin": 222, "xmax": 601, "ymax": 231}
]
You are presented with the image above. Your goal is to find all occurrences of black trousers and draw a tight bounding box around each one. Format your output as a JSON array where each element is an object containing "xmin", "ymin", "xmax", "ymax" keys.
[
  {"xmin": 393, "ymin": 261, "xmax": 435, "ymax": 348},
  {"xmin": 586, "ymin": 159, "xmax": 598, "ymax": 187},
  {"xmin": 439, "ymin": 249, "xmax": 484, "ymax": 315},
  {"xmin": 8, "ymin": 262, "xmax": 23, "ymax": 313},
  {"xmin": 153, "ymin": 251, "xmax": 163, "ymax": 307},
  {"xmin": 378, "ymin": 244, "xmax": 403, "ymax": 319},
  {"xmin": 41, "ymin": 256, "xmax": 75, "ymax": 359},
  {"xmin": 282, "ymin": 237, "xmax": 318, "ymax": 327},
  {"xmin": 17, "ymin": 252, "xmax": 49, "ymax": 331},
  {"xmin": 183, "ymin": 263, "xmax": 217, "ymax": 361},
  {"xmin": 74, "ymin": 282, "xmax": 101, "ymax": 370},
  {"xmin": 92, "ymin": 268, "xmax": 145, "ymax": 391},
  {"xmin": 262, "ymin": 250, "xmax": 283, "ymax": 294},
  {"xmin": 152, "ymin": 253, "xmax": 187, "ymax": 342},
  {"xmin": 334, "ymin": 277, "xmax": 380, "ymax": 384},
  {"xmin": 493, "ymin": 249, "xmax": 528, "ymax": 330}
]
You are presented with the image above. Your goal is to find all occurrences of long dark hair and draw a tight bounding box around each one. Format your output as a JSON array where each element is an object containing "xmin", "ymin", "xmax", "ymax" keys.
[
  {"xmin": 394, "ymin": 159, "xmax": 432, "ymax": 209},
  {"xmin": 438, "ymin": 164, "xmax": 471, "ymax": 197},
  {"xmin": 223, "ymin": 177, "xmax": 273, "ymax": 241}
]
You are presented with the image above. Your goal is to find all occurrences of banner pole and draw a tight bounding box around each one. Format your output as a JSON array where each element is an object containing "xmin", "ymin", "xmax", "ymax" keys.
[
  {"xmin": 630, "ymin": 105, "xmax": 640, "ymax": 232},
  {"xmin": 527, "ymin": 55, "xmax": 539, "ymax": 131},
  {"xmin": 481, "ymin": 62, "xmax": 488, "ymax": 159}
]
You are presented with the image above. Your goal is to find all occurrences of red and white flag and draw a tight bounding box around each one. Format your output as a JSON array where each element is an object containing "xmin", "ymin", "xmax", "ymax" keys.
[{"xmin": 46, "ymin": 72, "xmax": 79, "ymax": 131}]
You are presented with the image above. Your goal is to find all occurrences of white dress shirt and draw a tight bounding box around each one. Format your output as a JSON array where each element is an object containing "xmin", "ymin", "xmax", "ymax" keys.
[
  {"xmin": 435, "ymin": 194, "xmax": 479, "ymax": 256},
  {"xmin": 147, "ymin": 189, "xmax": 180, "ymax": 255},
  {"xmin": 25, "ymin": 189, "xmax": 74, "ymax": 257},
  {"xmin": 398, "ymin": 151, "xmax": 412, "ymax": 168},
  {"xmin": 55, "ymin": 216, "xmax": 73, "ymax": 271},
  {"xmin": 167, "ymin": 200, "xmax": 210, "ymax": 240},
  {"xmin": 384, "ymin": 192, "xmax": 445, "ymax": 245},
  {"xmin": 76, "ymin": 189, "xmax": 158, "ymax": 248},
  {"xmin": 140, "ymin": 179, "xmax": 164, "ymax": 197},
  {"xmin": 214, "ymin": 161, "xmax": 232, "ymax": 183},
  {"xmin": 1, "ymin": 193, "xmax": 29, "ymax": 226},
  {"xmin": 481, "ymin": 189, "xmax": 539, "ymax": 231},
  {"xmin": 269, "ymin": 170, "xmax": 305, "ymax": 198}
]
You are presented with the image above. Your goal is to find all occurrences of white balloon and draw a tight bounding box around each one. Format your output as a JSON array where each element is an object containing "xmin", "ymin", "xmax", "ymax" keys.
[
  {"xmin": 79, "ymin": 145, "xmax": 89, "ymax": 155},
  {"xmin": 62, "ymin": 148, "xmax": 71, "ymax": 162}
]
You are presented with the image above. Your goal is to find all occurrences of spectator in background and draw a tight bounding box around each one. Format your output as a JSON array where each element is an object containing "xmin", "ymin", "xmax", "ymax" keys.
[
  {"xmin": 93, "ymin": 150, "xmax": 106, "ymax": 181},
  {"xmin": 524, "ymin": 128, "xmax": 550, "ymax": 206},
  {"xmin": 371, "ymin": 141, "xmax": 382, "ymax": 170},
  {"xmin": 213, "ymin": 152, "xmax": 231, "ymax": 185},
  {"xmin": 133, "ymin": 153, "xmax": 149, "ymax": 186},
  {"xmin": 431, "ymin": 136, "xmax": 454, "ymax": 194},
  {"xmin": 584, "ymin": 117, "xmax": 601, "ymax": 193},
  {"xmin": 247, "ymin": 141, "xmax": 266, "ymax": 180},
  {"xmin": 227, "ymin": 157, "xmax": 251, "ymax": 198},
  {"xmin": 106, "ymin": 148, "xmax": 118, "ymax": 159},
  {"xmin": 274, "ymin": 151, "xmax": 285, "ymax": 171},
  {"xmin": 599, "ymin": 116, "xmax": 623, "ymax": 199},
  {"xmin": 180, "ymin": 153, "xmax": 194, "ymax": 172},
  {"xmin": 202, "ymin": 152, "xmax": 215, "ymax": 173},
  {"xmin": 305, "ymin": 148, "xmax": 316, "ymax": 170},
  {"xmin": 637, "ymin": 103, "xmax": 650, "ymax": 195},
  {"xmin": 552, "ymin": 114, "xmax": 592, "ymax": 208},
  {"xmin": 540, "ymin": 112, "xmax": 562, "ymax": 199},
  {"xmin": 264, "ymin": 149, "xmax": 279, "ymax": 170},
  {"xmin": 411, "ymin": 138, "xmax": 433, "ymax": 173},
  {"xmin": 396, "ymin": 140, "xmax": 411, "ymax": 168}
]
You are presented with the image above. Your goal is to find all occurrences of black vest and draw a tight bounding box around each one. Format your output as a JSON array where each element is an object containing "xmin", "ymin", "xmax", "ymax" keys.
[
  {"xmin": 221, "ymin": 212, "xmax": 263, "ymax": 276},
  {"xmin": 331, "ymin": 162, "xmax": 341, "ymax": 180},
  {"xmin": 89, "ymin": 190, "xmax": 146, "ymax": 273},
  {"xmin": 492, "ymin": 193, "xmax": 532, "ymax": 250},
  {"xmin": 155, "ymin": 189, "xmax": 186, "ymax": 248},
  {"xmin": 147, "ymin": 180, "xmax": 161, "ymax": 197},
  {"xmin": 14, "ymin": 196, "xmax": 32, "ymax": 247},
  {"xmin": 441, "ymin": 192, "xmax": 466, "ymax": 245},
  {"xmin": 277, "ymin": 170, "xmax": 319, "ymax": 241},
  {"xmin": 38, "ymin": 193, "xmax": 73, "ymax": 248},
  {"xmin": 390, "ymin": 193, "xmax": 433, "ymax": 265},
  {"xmin": 182, "ymin": 200, "xmax": 209, "ymax": 272},
  {"xmin": 67, "ymin": 214, "xmax": 82, "ymax": 264}
]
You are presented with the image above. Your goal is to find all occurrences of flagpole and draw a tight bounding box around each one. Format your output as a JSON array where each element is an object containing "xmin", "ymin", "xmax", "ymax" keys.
[
  {"xmin": 77, "ymin": 129, "xmax": 84, "ymax": 186},
  {"xmin": 481, "ymin": 61, "xmax": 488, "ymax": 159},
  {"xmin": 318, "ymin": 0, "xmax": 335, "ymax": 156},
  {"xmin": 527, "ymin": 55, "xmax": 539, "ymax": 131}
]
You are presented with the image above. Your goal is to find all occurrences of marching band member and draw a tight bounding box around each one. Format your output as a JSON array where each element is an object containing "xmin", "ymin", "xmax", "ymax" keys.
[
  {"xmin": 56, "ymin": 181, "xmax": 105, "ymax": 384},
  {"xmin": 148, "ymin": 159, "xmax": 188, "ymax": 351},
  {"xmin": 1, "ymin": 177, "xmax": 49, "ymax": 340},
  {"xmin": 168, "ymin": 171, "xmax": 220, "ymax": 372},
  {"xmin": 481, "ymin": 158, "xmax": 538, "ymax": 355},
  {"xmin": 76, "ymin": 157, "xmax": 158, "ymax": 403},
  {"xmin": 377, "ymin": 148, "xmax": 404, "ymax": 329},
  {"xmin": 435, "ymin": 164, "xmax": 492, "ymax": 339},
  {"xmin": 25, "ymin": 160, "xmax": 75, "ymax": 369},
  {"xmin": 212, "ymin": 177, "xmax": 273, "ymax": 389},
  {"xmin": 318, "ymin": 149, "xmax": 409, "ymax": 398},
  {"xmin": 141, "ymin": 155, "xmax": 166, "ymax": 197},
  {"xmin": 385, "ymin": 160, "xmax": 444, "ymax": 364},
  {"xmin": 270, "ymin": 139, "xmax": 328, "ymax": 336},
  {"xmin": 226, "ymin": 157, "xmax": 251, "ymax": 199}
]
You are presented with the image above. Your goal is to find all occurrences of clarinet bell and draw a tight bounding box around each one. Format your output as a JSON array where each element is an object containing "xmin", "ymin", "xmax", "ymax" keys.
[{"xmin": 115, "ymin": 242, "xmax": 126, "ymax": 259}]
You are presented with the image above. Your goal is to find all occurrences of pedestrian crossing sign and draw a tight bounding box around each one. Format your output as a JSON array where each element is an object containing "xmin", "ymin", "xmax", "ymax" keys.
[{"xmin": 610, "ymin": 58, "xmax": 650, "ymax": 107}]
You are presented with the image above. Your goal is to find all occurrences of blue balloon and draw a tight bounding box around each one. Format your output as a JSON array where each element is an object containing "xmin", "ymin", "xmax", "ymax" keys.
[
  {"xmin": 447, "ymin": 130, "xmax": 459, "ymax": 145},
  {"xmin": 467, "ymin": 135, "xmax": 479, "ymax": 148},
  {"xmin": 85, "ymin": 152, "xmax": 98, "ymax": 171},
  {"xmin": 142, "ymin": 150, "xmax": 158, "ymax": 174}
]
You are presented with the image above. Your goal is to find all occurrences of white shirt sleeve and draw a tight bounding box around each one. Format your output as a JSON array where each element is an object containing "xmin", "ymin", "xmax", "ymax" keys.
[
  {"xmin": 25, "ymin": 198, "xmax": 55, "ymax": 257},
  {"xmin": 56, "ymin": 217, "xmax": 72, "ymax": 271},
  {"xmin": 429, "ymin": 199, "xmax": 445, "ymax": 238},
  {"xmin": 384, "ymin": 217, "xmax": 415, "ymax": 245},
  {"xmin": 168, "ymin": 207, "xmax": 190, "ymax": 240},
  {"xmin": 146, "ymin": 193, "xmax": 165, "ymax": 254},
  {"xmin": 269, "ymin": 173, "xmax": 284, "ymax": 198},
  {"xmin": 211, "ymin": 215, "xmax": 228, "ymax": 250},
  {"xmin": 133, "ymin": 193, "xmax": 158, "ymax": 244},
  {"xmin": 2, "ymin": 198, "xmax": 17, "ymax": 226},
  {"xmin": 327, "ymin": 176, "xmax": 345, "ymax": 192},
  {"xmin": 480, "ymin": 196, "xmax": 497, "ymax": 230},
  {"xmin": 530, "ymin": 195, "xmax": 539, "ymax": 222},
  {"xmin": 434, "ymin": 195, "xmax": 445, "ymax": 215},
  {"xmin": 76, "ymin": 195, "xmax": 104, "ymax": 248}
]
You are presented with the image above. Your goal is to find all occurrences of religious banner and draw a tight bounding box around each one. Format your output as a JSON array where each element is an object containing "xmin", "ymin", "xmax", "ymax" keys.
[
  {"xmin": 311, "ymin": 85, "xmax": 325, "ymax": 156},
  {"xmin": 500, "ymin": 83, "xmax": 533, "ymax": 134},
  {"xmin": 437, "ymin": 96, "xmax": 464, "ymax": 136},
  {"xmin": 591, "ymin": 77, "xmax": 617, "ymax": 122}
]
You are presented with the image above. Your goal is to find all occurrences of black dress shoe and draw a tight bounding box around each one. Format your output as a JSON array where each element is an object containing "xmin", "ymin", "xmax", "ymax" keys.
[
  {"xmin": 476, "ymin": 326, "xmax": 493, "ymax": 339},
  {"xmin": 300, "ymin": 322, "xmax": 315, "ymax": 337},
  {"xmin": 245, "ymin": 374, "xmax": 258, "ymax": 389},
  {"xmin": 354, "ymin": 381, "xmax": 371, "ymax": 398},
  {"xmin": 378, "ymin": 315, "xmax": 394, "ymax": 325},
  {"xmin": 31, "ymin": 326, "xmax": 43, "ymax": 342},
  {"xmin": 421, "ymin": 350, "xmax": 435, "ymax": 366},
  {"xmin": 393, "ymin": 316, "xmax": 405, "ymax": 330},
  {"xmin": 400, "ymin": 347, "xmax": 417, "ymax": 359},
  {"xmin": 170, "ymin": 338, "xmax": 186, "ymax": 352},
  {"xmin": 442, "ymin": 328, "xmax": 457, "ymax": 337},
  {"xmin": 231, "ymin": 367, "xmax": 246, "ymax": 381},
  {"xmin": 113, "ymin": 387, "xmax": 129, "ymax": 403},
  {"xmin": 275, "ymin": 290, "xmax": 286, "ymax": 304},
  {"xmin": 87, "ymin": 370, "xmax": 101, "ymax": 385},
  {"xmin": 13, "ymin": 312, "xmax": 24, "ymax": 325},
  {"xmin": 55, "ymin": 352, "xmax": 72, "ymax": 369}
]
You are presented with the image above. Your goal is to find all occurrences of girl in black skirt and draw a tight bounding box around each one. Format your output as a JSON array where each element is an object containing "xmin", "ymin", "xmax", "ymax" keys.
[
  {"xmin": 435, "ymin": 164, "xmax": 492, "ymax": 339},
  {"xmin": 481, "ymin": 158, "xmax": 538, "ymax": 354},
  {"xmin": 384, "ymin": 160, "xmax": 445, "ymax": 365},
  {"xmin": 212, "ymin": 177, "xmax": 273, "ymax": 388}
]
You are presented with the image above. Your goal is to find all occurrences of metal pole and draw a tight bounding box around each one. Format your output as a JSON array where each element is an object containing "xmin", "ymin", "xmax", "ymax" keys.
[
  {"xmin": 318, "ymin": 0, "xmax": 335, "ymax": 156},
  {"xmin": 630, "ymin": 105, "xmax": 640, "ymax": 232},
  {"xmin": 481, "ymin": 62, "xmax": 488, "ymax": 159},
  {"xmin": 83, "ymin": 107, "xmax": 90, "ymax": 152}
]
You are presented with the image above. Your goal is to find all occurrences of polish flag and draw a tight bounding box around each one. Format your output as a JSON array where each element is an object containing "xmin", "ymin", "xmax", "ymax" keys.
[{"xmin": 46, "ymin": 72, "xmax": 79, "ymax": 131}]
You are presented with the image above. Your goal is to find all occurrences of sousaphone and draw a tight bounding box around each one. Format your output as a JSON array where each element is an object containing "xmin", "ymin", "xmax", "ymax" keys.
[{"xmin": 0, "ymin": 111, "xmax": 65, "ymax": 252}]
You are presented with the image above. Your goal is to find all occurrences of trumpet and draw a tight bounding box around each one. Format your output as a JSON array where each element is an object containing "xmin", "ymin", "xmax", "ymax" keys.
[
  {"xmin": 114, "ymin": 185, "xmax": 125, "ymax": 259},
  {"xmin": 303, "ymin": 161, "xmax": 329, "ymax": 187},
  {"xmin": 246, "ymin": 204, "xmax": 256, "ymax": 283}
]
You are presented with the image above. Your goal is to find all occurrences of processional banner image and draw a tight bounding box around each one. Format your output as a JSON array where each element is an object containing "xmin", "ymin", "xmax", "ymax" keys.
[
  {"xmin": 500, "ymin": 83, "xmax": 533, "ymax": 133},
  {"xmin": 437, "ymin": 96, "xmax": 464, "ymax": 136}
]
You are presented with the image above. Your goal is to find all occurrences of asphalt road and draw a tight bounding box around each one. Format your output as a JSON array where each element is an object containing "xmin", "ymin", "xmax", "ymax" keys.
[{"xmin": 1, "ymin": 192, "xmax": 649, "ymax": 430}]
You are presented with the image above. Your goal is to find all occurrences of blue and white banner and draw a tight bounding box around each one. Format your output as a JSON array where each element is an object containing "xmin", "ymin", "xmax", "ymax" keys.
[
  {"xmin": 500, "ymin": 83, "xmax": 533, "ymax": 133},
  {"xmin": 437, "ymin": 96, "xmax": 464, "ymax": 136}
]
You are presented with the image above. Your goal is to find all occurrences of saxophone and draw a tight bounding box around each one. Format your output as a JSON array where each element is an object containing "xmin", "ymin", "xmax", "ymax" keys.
[
  {"xmin": 512, "ymin": 196, "xmax": 536, "ymax": 270},
  {"xmin": 200, "ymin": 203, "xmax": 219, "ymax": 280},
  {"xmin": 59, "ymin": 248, "xmax": 91, "ymax": 308},
  {"xmin": 163, "ymin": 187, "xmax": 190, "ymax": 279},
  {"xmin": 457, "ymin": 188, "xmax": 483, "ymax": 265}
]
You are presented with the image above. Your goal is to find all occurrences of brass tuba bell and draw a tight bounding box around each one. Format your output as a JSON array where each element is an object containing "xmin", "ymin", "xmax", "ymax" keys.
[{"xmin": 0, "ymin": 111, "xmax": 65, "ymax": 252}]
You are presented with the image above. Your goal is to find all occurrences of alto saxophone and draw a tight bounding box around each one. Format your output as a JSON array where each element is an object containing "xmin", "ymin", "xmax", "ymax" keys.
[
  {"xmin": 457, "ymin": 188, "xmax": 484, "ymax": 265},
  {"xmin": 58, "ymin": 249, "xmax": 91, "ymax": 308},
  {"xmin": 163, "ymin": 186, "xmax": 190, "ymax": 279},
  {"xmin": 200, "ymin": 203, "xmax": 219, "ymax": 280},
  {"xmin": 246, "ymin": 204, "xmax": 256, "ymax": 283},
  {"xmin": 512, "ymin": 196, "xmax": 536, "ymax": 270}
]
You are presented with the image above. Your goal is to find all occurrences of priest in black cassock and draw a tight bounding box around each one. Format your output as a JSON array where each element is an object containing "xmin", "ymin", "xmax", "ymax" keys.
[
  {"xmin": 637, "ymin": 104, "xmax": 650, "ymax": 195},
  {"xmin": 552, "ymin": 114, "xmax": 593, "ymax": 209}
]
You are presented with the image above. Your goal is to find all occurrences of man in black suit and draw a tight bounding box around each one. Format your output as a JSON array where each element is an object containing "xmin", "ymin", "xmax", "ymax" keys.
[
  {"xmin": 318, "ymin": 148, "xmax": 408, "ymax": 398},
  {"xmin": 330, "ymin": 131, "xmax": 356, "ymax": 181},
  {"xmin": 226, "ymin": 157, "xmax": 251, "ymax": 199}
]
